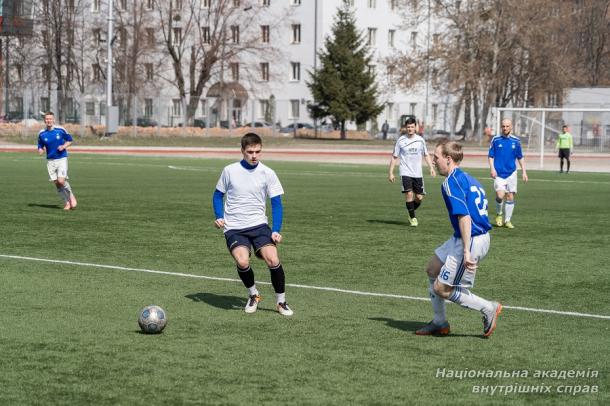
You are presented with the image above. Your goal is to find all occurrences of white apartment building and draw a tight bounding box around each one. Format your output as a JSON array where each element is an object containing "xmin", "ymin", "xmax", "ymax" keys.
[{"xmin": 4, "ymin": 0, "xmax": 453, "ymax": 132}]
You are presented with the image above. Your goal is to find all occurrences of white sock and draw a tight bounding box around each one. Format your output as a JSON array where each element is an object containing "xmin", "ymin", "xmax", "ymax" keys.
[
  {"xmin": 276, "ymin": 293, "xmax": 286, "ymax": 304},
  {"xmin": 248, "ymin": 285, "xmax": 259, "ymax": 296},
  {"xmin": 504, "ymin": 201, "xmax": 515, "ymax": 222},
  {"xmin": 496, "ymin": 200, "xmax": 503, "ymax": 216},
  {"xmin": 57, "ymin": 187, "xmax": 69, "ymax": 202},
  {"xmin": 428, "ymin": 277, "xmax": 447, "ymax": 324},
  {"xmin": 448, "ymin": 287, "xmax": 492, "ymax": 312}
]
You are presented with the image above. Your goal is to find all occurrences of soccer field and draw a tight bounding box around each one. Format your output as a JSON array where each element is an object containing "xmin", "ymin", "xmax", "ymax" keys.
[{"xmin": 1, "ymin": 152, "xmax": 609, "ymax": 405}]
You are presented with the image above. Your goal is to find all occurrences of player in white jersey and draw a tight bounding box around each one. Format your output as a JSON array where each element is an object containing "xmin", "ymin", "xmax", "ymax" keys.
[
  {"xmin": 388, "ymin": 117, "xmax": 436, "ymax": 227},
  {"xmin": 212, "ymin": 133, "xmax": 293, "ymax": 316}
]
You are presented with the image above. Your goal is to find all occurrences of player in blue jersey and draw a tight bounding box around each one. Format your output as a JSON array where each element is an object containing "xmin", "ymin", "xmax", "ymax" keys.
[
  {"xmin": 416, "ymin": 140, "xmax": 502, "ymax": 338},
  {"xmin": 37, "ymin": 112, "xmax": 78, "ymax": 210},
  {"xmin": 488, "ymin": 119, "xmax": 528, "ymax": 228},
  {"xmin": 212, "ymin": 133, "xmax": 293, "ymax": 316}
]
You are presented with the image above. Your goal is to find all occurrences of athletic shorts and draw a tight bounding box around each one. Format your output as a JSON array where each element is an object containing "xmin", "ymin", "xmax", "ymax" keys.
[
  {"xmin": 558, "ymin": 149, "xmax": 570, "ymax": 159},
  {"xmin": 46, "ymin": 158, "xmax": 69, "ymax": 181},
  {"xmin": 493, "ymin": 171, "xmax": 517, "ymax": 194},
  {"xmin": 224, "ymin": 224, "xmax": 274, "ymax": 258},
  {"xmin": 401, "ymin": 176, "xmax": 425, "ymax": 195},
  {"xmin": 435, "ymin": 233, "xmax": 490, "ymax": 289}
]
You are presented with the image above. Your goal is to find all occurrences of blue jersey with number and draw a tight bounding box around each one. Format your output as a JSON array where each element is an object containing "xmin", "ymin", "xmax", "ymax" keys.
[
  {"xmin": 37, "ymin": 126, "xmax": 73, "ymax": 160},
  {"xmin": 441, "ymin": 168, "xmax": 491, "ymax": 238},
  {"xmin": 488, "ymin": 134, "xmax": 523, "ymax": 178}
]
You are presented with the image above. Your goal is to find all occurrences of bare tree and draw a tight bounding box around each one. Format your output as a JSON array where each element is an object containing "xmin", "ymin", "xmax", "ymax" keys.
[{"xmin": 153, "ymin": 0, "xmax": 287, "ymax": 125}]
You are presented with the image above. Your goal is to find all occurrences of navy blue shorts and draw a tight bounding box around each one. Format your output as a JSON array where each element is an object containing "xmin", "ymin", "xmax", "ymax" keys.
[{"xmin": 224, "ymin": 224, "xmax": 275, "ymax": 258}]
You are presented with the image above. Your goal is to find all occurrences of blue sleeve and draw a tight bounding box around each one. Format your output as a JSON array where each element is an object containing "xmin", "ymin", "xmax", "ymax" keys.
[
  {"xmin": 212, "ymin": 189, "xmax": 224, "ymax": 219},
  {"xmin": 516, "ymin": 141, "xmax": 523, "ymax": 160},
  {"xmin": 270, "ymin": 195, "xmax": 283, "ymax": 233}
]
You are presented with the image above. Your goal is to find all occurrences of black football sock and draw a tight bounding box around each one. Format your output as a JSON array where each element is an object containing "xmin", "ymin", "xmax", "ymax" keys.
[
  {"xmin": 269, "ymin": 263, "xmax": 286, "ymax": 294},
  {"xmin": 406, "ymin": 201, "xmax": 416, "ymax": 218},
  {"xmin": 236, "ymin": 265, "xmax": 255, "ymax": 289}
]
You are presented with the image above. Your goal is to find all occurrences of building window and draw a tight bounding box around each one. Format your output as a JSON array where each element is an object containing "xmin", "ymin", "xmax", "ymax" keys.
[
  {"xmin": 367, "ymin": 28, "xmax": 377, "ymax": 46},
  {"xmin": 14, "ymin": 64, "xmax": 23, "ymax": 81},
  {"xmin": 410, "ymin": 31, "xmax": 417, "ymax": 51},
  {"xmin": 261, "ymin": 62, "xmax": 269, "ymax": 81},
  {"xmin": 260, "ymin": 0, "xmax": 270, "ymax": 5},
  {"xmin": 145, "ymin": 63, "xmax": 154, "ymax": 80},
  {"xmin": 261, "ymin": 25, "xmax": 270, "ymax": 43},
  {"xmin": 146, "ymin": 0, "xmax": 154, "ymax": 10},
  {"xmin": 231, "ymin": 25, "xmax": 240, "ymax": 43},
  {"xmin": 432, "ymin": 104, "xmax": 438, "ymax": 125},
  {"xmin": 172, "ymin": 99, "xmax": 182, "ymax": 116},
  {"xmin": 119, "ymin": 0, "xmax": 127, "ymax": 10},
  {"xmin": 410, "ymin": 0, "xmax": 419, "ymax": 10},
  {"xmin": 147, "ymin": 28, "xmax": 155, "ymax": 46},
  {"xmin": 368, "ymin": 0, "xmax": 376, "ymax": 8},
  {"xmin": 174, "ymin": 0, "xmax": 183, "ymax": 9},
  {"xmin": 233, "ymin": 0, "xmax": 240, "ymax": 7},
  {"xmin": 42, "ymin": 64, "xmax": 51, "ymax": 81},
  {"xmin": 173, "ymin": 27, "xmax": 182, "ymax": 46},
  {"xmin": 92, "ymin": 0, "xmax": 100, "ymax": 12},
  {"xmin": 388, "ymin": 30, "xmax": 395, "ymax": 47},
  {"xmin": 202, "ymin": 26, "xmax": 211, "ymax": 44},
  {"xmin": 291, "ymin": 24, "xmax": 301, "ymax": 44},
  {"xmin": 387, "ymin": 102, "xmax": 395, "ymax": 120},
  {"xmin": 259, "ymin": 99, "xmax": 269, "ymax": 118},
  {"xmin": 145, "ymin": 99, "xmax": 154, "ymax": 118},
  {"xmin": 291, "ymin": 0, "xmax": 301, "ymax": 5},
  {"xmin": 291, "ymin": 62, "xmax": 300, "ymax": 81},
  {"xmin": 92, "ymin": 63, "xmax": 102, "ymax": 81},
  {"xmin": 409, "ymin": 102, "xmax": 417, "ymax": 116},
  {"xmin": 290, "ymin": 99, "xmax": 300, "ymax": 118},
  {"xmin": 201, "ymin": 0, "xmax": 211, "ymax": 8},
  {"xmin": 93, "ymin": 28, "xmax": 102, "ymax": 46},
  {"xmin": 230, "ymin": 62, "xmax": 239, "ymax": 81},
  {"xmin": 390, "ymin": 0, "xmax": 398, "ymax": 10},
  {"xmin": 433, "ymin": 33, "xmax": 440, "ymax": 47},
  {"xmin": 200, "ymin": 99, "xmax": 207, "ymax": 116},
  {"xmin": 40, "ymin": 97, "xmax": 50, "ymax": 113},
  {"xmin": 86, "ymin": 102, "xmax": 95, "ymax": 116}
]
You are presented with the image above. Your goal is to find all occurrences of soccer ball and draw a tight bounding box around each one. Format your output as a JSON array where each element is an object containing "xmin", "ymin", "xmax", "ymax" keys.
[{"xmin": 138, "ymin": 305, "xmax": 167, "ymax": 334}]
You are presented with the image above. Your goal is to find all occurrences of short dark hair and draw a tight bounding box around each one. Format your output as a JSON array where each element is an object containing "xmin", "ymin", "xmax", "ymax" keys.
[
  {"xmin": 44, "ymin": 111, "xmax": 54, "ymax": 117},
  {"xmin": 404, "ymin": 117, "xmax": 417, "ymax": 126},
  {"xmin": 241, "ymin": 132, "xmax": 262, "ymax": 149},
  {"xmin": 436, "ymin": 140, "xmax": 464, "ymax": 164},
  {"xmin": 562, "ymin": 125, "xmax": 568, "ymax": 129}
]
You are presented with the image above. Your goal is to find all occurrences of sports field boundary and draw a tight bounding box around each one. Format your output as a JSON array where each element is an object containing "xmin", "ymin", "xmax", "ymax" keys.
[{"xmin": 2, "ymin": 253, "xmax": 609, "ymax": 321}]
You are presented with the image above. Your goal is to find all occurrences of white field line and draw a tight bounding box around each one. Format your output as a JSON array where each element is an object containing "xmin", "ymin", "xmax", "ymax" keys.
[{"xmin": 2, "ymin": 254, "xmax": 609, "ymax": 320}]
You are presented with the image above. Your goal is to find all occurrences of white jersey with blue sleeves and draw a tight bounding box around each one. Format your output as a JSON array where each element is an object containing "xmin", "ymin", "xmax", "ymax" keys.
[
  {"xmin": 441, "ymin": 168, "xmax": 492, "ymax": 238},
  {"xmin": 215, "ymin": 161, "xmax": 284, "ymax": 232},
  {"xmin": 488, "ymin": 134, "xmax": 523, "ymax": 179},
  {"xmin": 392, "ymin": 134, "xmax": 428, "ymax": 177}
]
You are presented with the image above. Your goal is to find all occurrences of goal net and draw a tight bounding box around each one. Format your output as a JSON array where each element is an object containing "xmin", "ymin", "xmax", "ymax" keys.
[{"xmin": 494, "ymin": 107, "xmax": 610, "ymax": 170}]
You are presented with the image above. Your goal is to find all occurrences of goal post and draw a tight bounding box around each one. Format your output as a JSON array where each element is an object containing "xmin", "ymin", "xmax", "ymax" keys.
[{"xmin": 494, "ymin": 107, "xmax": 610, "ymax": 170}]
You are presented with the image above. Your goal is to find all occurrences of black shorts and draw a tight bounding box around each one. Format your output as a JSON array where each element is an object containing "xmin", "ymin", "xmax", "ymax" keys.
[
  {"xmin": 401, "ymin": 176, "xmax": 425, "ymax": 195},
  {"xmin": 224, "ymin": 224, "xmax": 274, "ymax": 258},
  {"xmin": 558, "ymin": 148, "xmax": 570, "ymax": 159}
]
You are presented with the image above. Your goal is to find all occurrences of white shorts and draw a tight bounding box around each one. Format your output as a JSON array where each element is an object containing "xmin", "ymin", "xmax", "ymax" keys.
[
  {"xmin": 494, "ymin": 171, "xmax": 517, "ymax": 193},
  {"xmin": 46, "ymin": 158, "xmax": 69, "ymax": 181},
  {"xmin": 435, "ymin": 233, "xmax": 490, "ymax": 288}
]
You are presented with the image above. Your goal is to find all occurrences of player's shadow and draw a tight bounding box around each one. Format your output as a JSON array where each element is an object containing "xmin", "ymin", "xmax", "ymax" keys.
[
  {"xmin": 185, "ymin": 293, "xmax": 243, "ymax": 310},
  {"xmin": 186, "ymin": 292, "xmax": 277, "ymax": 313},
  {"xmin": 369, "ymin": 317, "xmax": 485, "ymax": 339},
  {"xmin": 366, "ymin": 219, "xmax": 408, "ymax": 226},
  {"xmin": 28, "ymin": 203, "xmax": 62, "ymax": 210}
]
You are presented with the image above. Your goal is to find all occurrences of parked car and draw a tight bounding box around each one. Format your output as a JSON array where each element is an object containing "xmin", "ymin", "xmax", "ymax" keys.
[
  {"xmin": 280, "ymin": 122, "xmax": 314, "ymax": 133},
  {"xmin": 125, "ymin": 117, "xmax": 158, "ymax": 127},
  {"xmin": 243, "ymin": 120, "xmax": 273, "ymax": 128},
  {"xmin": 193, "ymin": 118, "xmax": 208, "ymax": 128}
]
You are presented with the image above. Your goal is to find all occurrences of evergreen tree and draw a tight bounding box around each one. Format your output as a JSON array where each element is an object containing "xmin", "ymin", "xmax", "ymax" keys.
[{"xmin": 307, "ymin": 2, "xmax": 383, "ymax": 139}]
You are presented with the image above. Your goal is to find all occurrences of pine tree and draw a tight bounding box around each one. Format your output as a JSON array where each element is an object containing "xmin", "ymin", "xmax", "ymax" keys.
[{"xmin": 307, "ymin": 2, "xmax": 383, "ymax": 139}]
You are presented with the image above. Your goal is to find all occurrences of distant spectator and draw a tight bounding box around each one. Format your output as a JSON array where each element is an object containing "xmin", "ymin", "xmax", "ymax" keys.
[
  {"xmin": 381, "ymin": 120, "xmax": 390, "ymax": 140},
  {"xmin": 556, "ymin": 125, "xmax": 573, "ymax": 174}
]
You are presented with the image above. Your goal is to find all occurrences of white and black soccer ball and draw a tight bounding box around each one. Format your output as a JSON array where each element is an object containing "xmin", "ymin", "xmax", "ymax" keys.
[{"xmin": 138, "ymin": 305, "xmax": 167, "ymax": 334}]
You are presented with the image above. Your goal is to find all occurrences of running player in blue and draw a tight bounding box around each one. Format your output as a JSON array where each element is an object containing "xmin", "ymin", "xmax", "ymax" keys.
[
  {"xmin": 488, "ymin": 119, "xmax": 528, "ymax": 228},
  {"xmin": 37, "ymin": 111, "xmax": 78, "ymax": 210},
  {"xmin": 416, "ymin": 140, "xmax": 502, "ymax": 338}
]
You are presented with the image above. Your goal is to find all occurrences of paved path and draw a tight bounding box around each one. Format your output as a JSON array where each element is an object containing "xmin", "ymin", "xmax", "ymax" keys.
[{"xmin": 2, "ymin": 143, "xmax": 609, "ymax": 173}]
